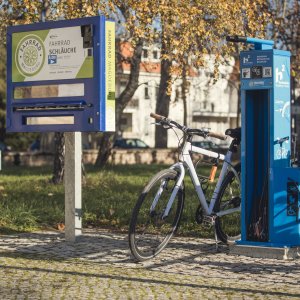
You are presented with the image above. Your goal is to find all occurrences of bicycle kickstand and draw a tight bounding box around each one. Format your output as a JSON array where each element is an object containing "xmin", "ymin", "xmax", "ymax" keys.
[{"xmin": 214, "ymin": 228, "xmax": 222, "ymax": 252}]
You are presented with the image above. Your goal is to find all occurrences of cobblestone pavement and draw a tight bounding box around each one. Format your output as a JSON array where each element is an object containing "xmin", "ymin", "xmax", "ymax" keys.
[{"xmin": 0, "ymin": 229, "xmax": 300, "ymax": 299}]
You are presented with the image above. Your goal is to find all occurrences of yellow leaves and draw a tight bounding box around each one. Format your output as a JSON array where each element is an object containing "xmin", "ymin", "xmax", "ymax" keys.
[
  {"xmin": 56, "ymin": 223, "xmax": 65, "ymax": 231},
  {"xmin": 1, "ymin": 0, "xmax": 269, "ymax": 81}
]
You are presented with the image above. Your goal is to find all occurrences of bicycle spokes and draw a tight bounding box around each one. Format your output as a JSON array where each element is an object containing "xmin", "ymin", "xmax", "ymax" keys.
[{"xmin": 129, "ymin": 169, "xmax": 184, "ymax": 261}]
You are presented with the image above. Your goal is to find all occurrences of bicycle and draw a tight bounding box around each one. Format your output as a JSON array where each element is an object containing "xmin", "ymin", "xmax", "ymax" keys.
[{"xmin": 129, "ymin": 113, "xmax": 241, "ymax": 261}]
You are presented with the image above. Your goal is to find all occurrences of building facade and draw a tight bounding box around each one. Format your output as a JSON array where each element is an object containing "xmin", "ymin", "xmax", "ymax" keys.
[
  {"xmin": 118, "ymin": 43, "xmax": 239, "ymax": 148},
  {"xmin": 39, "ymin": 43, "xmax": 240, "ymax": 152}
]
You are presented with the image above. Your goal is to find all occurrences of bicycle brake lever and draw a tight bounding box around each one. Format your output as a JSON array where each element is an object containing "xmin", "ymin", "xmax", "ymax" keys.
[
  {"xmin": 163, "ymin": 124, "xmax": 172, "ymax": 129},
  {"xmin": 152, "ymin": 121, "xmax": 172, "ymax": 129},
  {"xmin": 152, "ymin": 122, "xmax": 163, "ymax": 126}
]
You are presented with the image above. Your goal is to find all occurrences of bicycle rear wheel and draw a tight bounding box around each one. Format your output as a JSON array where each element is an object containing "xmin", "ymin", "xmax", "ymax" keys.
[
  {"xmin": 215, "ymin": 164, "xmax": 241, "ymax": 244},
  {"xmin": 129, "ymin": 169, "xmax": 184, "ymax": 261}
]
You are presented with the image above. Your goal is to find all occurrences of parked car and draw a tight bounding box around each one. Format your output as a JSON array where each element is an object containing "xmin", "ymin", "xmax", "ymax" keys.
[
  {"xmin": 113, "ymin": 138, "xmax": 150, "ymax": 149},
  {"xmin": 217, "ymin": 141, "xmax": 231, "ymax": 150},
  {"xmin": 191, "ymin": 140, "xmax": 217, "ymax": 151},
  {"xmin": 29, "ymin": 139, "xmax": 41, "ymax": 151},
  {"xmin": 192, "ymin": 140, "xmax": 229, "ymax": 154}
]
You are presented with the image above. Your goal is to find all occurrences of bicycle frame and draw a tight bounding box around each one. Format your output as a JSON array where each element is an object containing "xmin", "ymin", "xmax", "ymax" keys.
[{"xmin": 159, "ymin": 140, "xmax": 240, "ymax": 219}]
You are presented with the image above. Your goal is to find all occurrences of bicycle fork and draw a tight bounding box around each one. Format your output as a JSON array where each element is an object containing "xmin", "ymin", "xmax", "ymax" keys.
[{"xmin": 150, "ymin": 163, "xmax": 185, "ymax": 219}]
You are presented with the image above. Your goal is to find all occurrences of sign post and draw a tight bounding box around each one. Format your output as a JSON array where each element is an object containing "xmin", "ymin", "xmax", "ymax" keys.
[
  {"xmin": 65, "ymin": 132, "xmax": 82, "ymax": 241},
  {"xmin": 6, "ymin": 16, "xmax": 115, "ymax": 241}
]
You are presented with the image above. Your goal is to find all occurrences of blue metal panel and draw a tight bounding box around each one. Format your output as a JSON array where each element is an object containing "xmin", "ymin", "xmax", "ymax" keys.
[
  {"xmin": 6, "ymin": 16, "xmax": 115, "ymax": 133},
  {"xmin": 272, "ymin": 52, "xmax": 291, "ymax": 168},
  {"xmin": 240, "ymin": 89, "xmax": 247, "ymax": 241},
  {"xmin": 6, "ymin": 32, "xmax": 12, "ymax": 130},
  {"xmin": 240, "ymin": 50, "xmax": 273, "ymax": 90},
  {"xmin": 245, "ymin": 37, "xmax": 274, "ymax": 49},
  {"xmin": 270, "ymin": 168, "xmax": 300, "ymax": 245},
  {"xmin": 99, "ymin": 18, "xmax": 106, "ymax": 131}
]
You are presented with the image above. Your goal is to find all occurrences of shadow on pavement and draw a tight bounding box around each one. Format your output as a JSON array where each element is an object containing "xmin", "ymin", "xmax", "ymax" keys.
[
  {"xmin": 0, "ymin": 263, "xmax": 300, "ymax": 298},
  {"xmin": 0, "ymin": 229, "xmax": 300, "ymax": 281}
]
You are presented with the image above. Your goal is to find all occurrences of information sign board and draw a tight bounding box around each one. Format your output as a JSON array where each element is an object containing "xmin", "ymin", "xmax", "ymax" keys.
[{"xmin": 6, "ymin": 16, "xmax": 115, "ymax": 132}]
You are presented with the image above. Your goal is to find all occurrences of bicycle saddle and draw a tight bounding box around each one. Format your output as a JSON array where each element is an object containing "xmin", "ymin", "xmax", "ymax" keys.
[{"xmin": 225, "ymin": 128, "xmax": 241, "ymax": 140}]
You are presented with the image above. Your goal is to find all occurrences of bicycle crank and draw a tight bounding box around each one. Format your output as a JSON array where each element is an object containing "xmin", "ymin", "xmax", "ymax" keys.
[{"xmin": 195, "ymin": 204, "xmax": 204, "ymax": 224}]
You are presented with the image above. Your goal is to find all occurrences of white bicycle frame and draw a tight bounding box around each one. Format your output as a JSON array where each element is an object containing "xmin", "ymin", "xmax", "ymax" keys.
[{"xmin": 151, "ymin": 140, "xmax": 240, "ymax": 219}]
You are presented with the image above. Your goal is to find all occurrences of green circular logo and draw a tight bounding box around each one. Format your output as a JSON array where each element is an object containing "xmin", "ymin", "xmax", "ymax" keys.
[{"xmin": 16, "ymin": 34, "xmax": 45, "ymax": 77}]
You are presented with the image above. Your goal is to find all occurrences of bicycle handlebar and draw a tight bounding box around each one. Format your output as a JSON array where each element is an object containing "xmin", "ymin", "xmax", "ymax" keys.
[
  {"xmin": 226, "ymin": 35, "xmax": 247, "ymax": 43},
  {"xmin": 150, "ymin": 112, "xmax": 165, "ymax": 121},
  {"xmin": 226, "ymin": 35, "xmax": 274, "ymax": 49},
  {"xmin": 207, "ymin": 131, "xmax": 227, "ymax": 141},
  {"xmin": 150, "ymin": 113, "xmax": 227, "ymax": 141}
]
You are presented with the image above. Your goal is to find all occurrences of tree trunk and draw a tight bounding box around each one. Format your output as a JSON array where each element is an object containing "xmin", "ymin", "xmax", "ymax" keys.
[
  {"xmin": 95, "ymin": 38, "xmax": 144, "ymax": 167},
  {"xmin": 51, "ymin": 132, "xmax": 65, "ymax": 184},
  {"xmin": 182, "ymin": 60, "xmax": 188, "ymax": 126},
  {"xmin": 95, "ymin": 132, "xmax": 114, "ymax": 166},
  {"xmin": 155, "ymin": 38, "xmax": 172, "ymax": 148},
  {"xmin": 40, "ymin": 0, "xmax": 50, "ymax": 21}
]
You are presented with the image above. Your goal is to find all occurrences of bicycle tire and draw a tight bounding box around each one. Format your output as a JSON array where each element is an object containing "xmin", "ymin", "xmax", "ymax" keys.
[
  {"xmin": 129, "ymin": 169, "xmax": 184, "ymax": 261},
  {"xmin": 215, "ymin": 163, "xmax": 241, "ymax": 244}
]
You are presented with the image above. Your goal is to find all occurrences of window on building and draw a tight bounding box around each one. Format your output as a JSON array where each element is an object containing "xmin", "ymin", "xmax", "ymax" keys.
[
  {"xmin": 120, "ymin": 113, "xmax": 133, "ymax": 132},
  {"xmin": 155, "ymin": 86, "xmax": 159, "ymax": 98},
  {"xmin": 143, "ymin": 49, "xmax": 148, "ymax": 59},
  {"xmin": 153, "ymin": 50, "xmax": 158, "ymax": 59},
  {"xmin": 175, "ymin": 87, "xmax": 185, "ymax": 101},
  {"xmin": 144, "ymin": 83, "xmax": 150, "ymax": 99}
]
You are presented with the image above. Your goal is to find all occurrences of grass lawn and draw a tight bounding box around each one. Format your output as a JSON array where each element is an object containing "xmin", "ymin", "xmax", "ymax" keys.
[{"xmin": 0, "ymin": 164, "xmax": 216, "ymax": 238}]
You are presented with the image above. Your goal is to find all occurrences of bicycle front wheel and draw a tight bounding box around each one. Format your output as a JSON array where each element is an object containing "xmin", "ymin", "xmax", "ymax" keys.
[
  {"xmin": 215, "ymin": 164, "xmax": 241, "ymax": 244},
  {"xmin": 129, "ymin": 169, "xmax": 184, "ymax": 261}
]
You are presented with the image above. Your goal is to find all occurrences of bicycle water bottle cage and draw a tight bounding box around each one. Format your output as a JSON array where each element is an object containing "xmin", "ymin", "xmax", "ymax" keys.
[{"xmin": 226, "ymin": 35, "xmax": 274, "ymax": 50}]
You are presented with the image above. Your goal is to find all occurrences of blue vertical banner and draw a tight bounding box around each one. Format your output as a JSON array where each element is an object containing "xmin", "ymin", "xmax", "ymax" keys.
[{"xmin": 273, "ymin": 52, "xmax": 291, "ymax": 165}]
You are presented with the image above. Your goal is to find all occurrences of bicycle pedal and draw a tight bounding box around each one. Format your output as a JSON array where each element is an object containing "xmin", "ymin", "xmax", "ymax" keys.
[{"xmin": 202, "ymin": 215, "xmax": 216, "ymax": 227}]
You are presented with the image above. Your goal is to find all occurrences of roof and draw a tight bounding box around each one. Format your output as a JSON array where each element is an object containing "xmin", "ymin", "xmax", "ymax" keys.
[{"xmin": 118, "ymin": 41, "xmax": 197, "ymax": 76}]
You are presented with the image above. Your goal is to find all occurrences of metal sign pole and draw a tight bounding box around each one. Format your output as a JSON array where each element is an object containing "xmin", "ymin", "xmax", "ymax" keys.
[{"xmin": 65, "ymin": 132, "xmax": 82, "ymax": 241}]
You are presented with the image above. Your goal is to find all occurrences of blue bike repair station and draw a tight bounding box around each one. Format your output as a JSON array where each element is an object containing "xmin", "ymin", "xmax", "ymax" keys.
[{"xmin": 228, "ymin": 35, "xmax": 300, "ymax": 256}]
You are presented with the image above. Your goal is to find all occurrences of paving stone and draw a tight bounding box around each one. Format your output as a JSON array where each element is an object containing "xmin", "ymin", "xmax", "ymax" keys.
[{"xmin": 0, "ymin": 229, "xmax": 299, "ymax": 298}]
